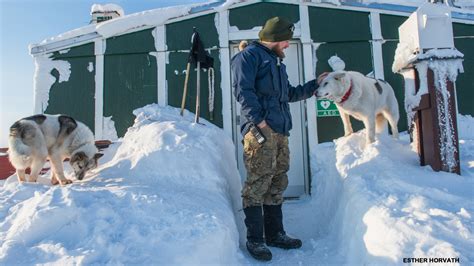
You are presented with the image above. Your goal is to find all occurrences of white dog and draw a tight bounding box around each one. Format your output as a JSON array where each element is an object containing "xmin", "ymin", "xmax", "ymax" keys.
[
  {"xmin": 8, "ymin": 114, "xmax": 103, "ymax": 185},
  {"xmin": 316, "ymin": 71, "xmax": 399, "ymax": 144}
]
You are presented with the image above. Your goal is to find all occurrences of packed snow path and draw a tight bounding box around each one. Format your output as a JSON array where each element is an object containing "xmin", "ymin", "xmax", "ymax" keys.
[{"xmin": 1, "ymin": 106, "xmax": 473, "ymax": 265}]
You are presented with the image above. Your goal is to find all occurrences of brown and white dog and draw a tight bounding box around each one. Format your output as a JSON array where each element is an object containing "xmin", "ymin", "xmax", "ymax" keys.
[
  {"xmin": 316, "ymin": 71, "xmax": 400, "ymax": 144},
  {"xmin": 8, "ymin": 114, "xmax": 103, "ymax": 185}
]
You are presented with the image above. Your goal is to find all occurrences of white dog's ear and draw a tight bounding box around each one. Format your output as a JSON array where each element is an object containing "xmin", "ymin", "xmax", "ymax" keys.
[{"xmin": 333, "ymin": 72, "xmax": 346, "ymax": 81}]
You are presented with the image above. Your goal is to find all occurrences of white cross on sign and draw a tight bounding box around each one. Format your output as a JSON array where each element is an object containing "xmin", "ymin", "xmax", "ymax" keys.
[{"xmin": 317, "ymin": 100, "xmax": 340, "ymax": 117}]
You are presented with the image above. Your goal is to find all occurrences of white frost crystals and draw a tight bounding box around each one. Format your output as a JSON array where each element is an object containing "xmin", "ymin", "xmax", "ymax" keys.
[
  {"xmin": 428, "ymin": 57, "xmax": 464, "ymax": 171},
  {"xmin": 33, "ymin": 54, "xmax": 71, "ymax": 113}
]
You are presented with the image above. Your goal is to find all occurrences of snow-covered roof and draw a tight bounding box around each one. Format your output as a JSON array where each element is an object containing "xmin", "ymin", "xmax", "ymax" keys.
[{"xmin": 29, "ymin": 0, "xmax": 474, "ymax": 55}]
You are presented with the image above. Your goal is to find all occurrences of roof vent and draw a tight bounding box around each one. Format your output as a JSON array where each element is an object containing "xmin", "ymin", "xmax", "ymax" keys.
[{"xmin": 90, "ymin": 4, "xmax": 124, "ymax": 24}]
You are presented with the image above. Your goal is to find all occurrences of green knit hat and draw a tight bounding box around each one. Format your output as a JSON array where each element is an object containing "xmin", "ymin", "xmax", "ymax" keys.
[{"xmin": 258, "ymin": 17, "xmax": 294, "ymax": 42}]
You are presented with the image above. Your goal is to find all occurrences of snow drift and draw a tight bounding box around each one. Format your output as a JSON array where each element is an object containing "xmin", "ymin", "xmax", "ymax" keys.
[
  {"xmin": 1, "ymin": 106, "xmax": 473, "ymax": 265},
  {"xmin": 0, "ymin": 105, "xmax": 243, "ymax": 265}
]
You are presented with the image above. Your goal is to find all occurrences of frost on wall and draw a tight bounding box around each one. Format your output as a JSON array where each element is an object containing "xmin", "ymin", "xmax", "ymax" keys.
[
  {"xmin": 103, "ymin": 116, "xmax": 119, "ymax": 141},
  {"xmin": 428, "ymin": 58, "xmax": 464, "ymax": 171},
  {"xmin": 33, "ymin": 54, "xmax": 71, "ymax": 113},
  {"xmin": 87, "ymin": 62, "xmax": 94, "ymax": 72}
]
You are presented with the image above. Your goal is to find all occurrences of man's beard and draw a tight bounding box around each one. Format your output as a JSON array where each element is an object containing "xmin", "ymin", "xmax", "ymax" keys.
[{"xmin": 272, "ymin": 46, "xmax": 286, "ymax": 59}]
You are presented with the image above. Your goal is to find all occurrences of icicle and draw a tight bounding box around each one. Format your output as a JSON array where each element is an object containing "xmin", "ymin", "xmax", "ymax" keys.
[
  {"xmin": 401, "ymin": 69, "xmax": 417, "ymax": 127},
  {"xmin": 208, "ymin": 67, "xmax": 215, "ymax": 120}
]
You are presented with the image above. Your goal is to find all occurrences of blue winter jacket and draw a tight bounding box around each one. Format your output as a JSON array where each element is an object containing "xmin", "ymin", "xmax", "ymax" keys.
[{"xmin": 231, "ymin": 41, "xmax": 318, "ymax": 136}]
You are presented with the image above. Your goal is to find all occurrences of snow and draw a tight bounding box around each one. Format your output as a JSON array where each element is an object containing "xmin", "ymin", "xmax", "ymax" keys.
[
  {"xmin": 1, "ymin": 105, "xmax": 473, "ymax": 264},
  {"xmin": 0, "ymin": 105, "xmax": 244, "ymax": 264},
  {"xmin": 102, "ymin": 116, "xmax": 118, "ymax": 141},
  {"xmin": 33, "ymin": 54, "xmax": 71, "ymax": 113},
  {"xmin": 361, "ymin": 0, "xmax": 425, "ymax": 7},
  {"xmin": 95, "ymin": 6, "xmax": 192, "ymax": 39},
  {"xmin": 90, "ymin": 4, "xmax": 125, "ymax": 17},
  {"xmin": 328, "ymin": 55, "xmax": 346, "ymax": 71},
  {"xmin": 87, "ymin": 62, "xmax": 94, "ymax": 72}
]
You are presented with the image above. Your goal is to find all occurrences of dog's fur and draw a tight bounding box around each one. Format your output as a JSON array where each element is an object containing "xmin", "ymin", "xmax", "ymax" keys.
[
  {"xmin": 239, "ymin": 40, "xmax": 248, "ymax": 51},
  {"xmin": 8, "ymin": 114, "xmax": 103, "ymax": 185},
  {"xmin": 316, "ymin": 71, "xmax": 399, "ymax": 144}
]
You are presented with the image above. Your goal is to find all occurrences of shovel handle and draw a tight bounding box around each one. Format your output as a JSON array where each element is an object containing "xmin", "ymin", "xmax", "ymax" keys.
[{"xmin": 180, "ymin": 63, "xmax": 191, "ymax": 116}]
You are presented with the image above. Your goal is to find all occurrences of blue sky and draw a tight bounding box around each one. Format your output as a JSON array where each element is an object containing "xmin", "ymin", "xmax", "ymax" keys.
[{"xmin": 0, "ymin": 0, "xmax": 210, "ymax": 146}]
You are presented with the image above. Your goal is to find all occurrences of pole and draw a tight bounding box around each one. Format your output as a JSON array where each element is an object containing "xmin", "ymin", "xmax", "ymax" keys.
[
  {"xmin": 195, "ymin": 61, "xmax": 201, "ymax": 123},
  {"xmin": 180, "ymin": 62, "xmax": 191, "ymax": 116}
]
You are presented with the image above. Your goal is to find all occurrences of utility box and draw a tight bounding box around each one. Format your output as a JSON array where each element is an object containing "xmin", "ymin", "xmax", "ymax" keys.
[
  {"xmin": 399, "ymin": 2, "xmax": 454, "ymax": 54},
  {"xmin": 395, "ymin": 2, "xmax": 463, "ymax": 175}
]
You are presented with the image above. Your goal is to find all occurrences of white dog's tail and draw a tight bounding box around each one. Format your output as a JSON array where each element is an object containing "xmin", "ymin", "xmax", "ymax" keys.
[
  {"xmin": 375, "ymin": 113, "xmax": 387, "ymax": 134},
  {"xmin": 8, "ymin": 122, "xmax": 34, "ymax": 163}
]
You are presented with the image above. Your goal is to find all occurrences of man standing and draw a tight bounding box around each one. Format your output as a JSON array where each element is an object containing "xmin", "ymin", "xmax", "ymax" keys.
[{"xmin": 231, "ymin": 17, "xmax": 319, "ymax": 261}]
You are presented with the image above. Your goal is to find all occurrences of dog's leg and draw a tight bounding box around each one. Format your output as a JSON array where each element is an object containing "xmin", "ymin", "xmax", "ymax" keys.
[
  {"xmin": 28, "ymin": 159, "xmax": 45, "ymax": 182},
  {"xmin": 364, "ymin": 115, "xmax": 376, "ymax": 144},
  {"xmin": 375, "ymin": 113, "xmax": 387, "ymax": 134},
  {"xmin": 51, "ymin": 172, "xmax": 59, "ymax": 186},
  {"xmin": 16, "ymin": 169, "xmax": 26, "ymax": 183},
  {"xmin": 383, "ymin": 110, "xmax": 399, "ymax": 139},
  {"xmin": 340, "ymin": 111, "xmax": 353, "ymax": 137},
  {"xmin": 49, "ymin": 155, "xmax": 72, "ymax": 185}
]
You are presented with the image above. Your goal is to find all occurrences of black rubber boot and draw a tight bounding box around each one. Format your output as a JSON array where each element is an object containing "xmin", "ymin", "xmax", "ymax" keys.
[
  {"xmin": 244, "ymin": 206, "xmax": 272, "ymax": 261},
  {"xmin": 264, "ymin": 204, "xmax": 302, "ymax": 249}
]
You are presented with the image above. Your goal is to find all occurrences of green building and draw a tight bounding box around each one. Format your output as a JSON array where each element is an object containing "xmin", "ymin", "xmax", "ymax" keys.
[{"xmin": 29, "ymin": 1, "xmax": 474, "ymax": 197}]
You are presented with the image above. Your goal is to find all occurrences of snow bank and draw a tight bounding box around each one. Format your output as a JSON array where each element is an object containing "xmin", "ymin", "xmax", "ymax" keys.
[
  {"xmin": 318, "ymin": 131, "xmax": 474, "ymax": 264},
  {"xmin": 458, "ymin": 114, "xmax": 474, "ymax": 140},
  {"xmin": 0, "ymin": 105, "xmax": 243, "ymax": 265},
  {"xmin": 1, "ymin": 105, "xmax": 473, "ymax": 264}
]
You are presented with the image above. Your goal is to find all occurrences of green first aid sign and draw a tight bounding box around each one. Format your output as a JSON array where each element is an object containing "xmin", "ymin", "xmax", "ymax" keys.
[{"xmin": 317, "ymin": 100, "xmax": 340, "ymax": 117}]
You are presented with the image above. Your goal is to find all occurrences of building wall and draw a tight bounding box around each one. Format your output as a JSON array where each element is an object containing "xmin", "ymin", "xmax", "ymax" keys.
[
  {"xmin": 45, "ymin": 43, "xmax": 96, "ymax": 132},
  {"xmin": 380, "ymin": 14, "xmax": 409, "ymax": 133},
  {"xmin": 453, "ymin": 22, "xmax": 474, "ymax": 117},
  {"xmin": 166, "ymin": 13, "xmax": 223, "ymax": 127},
  {"xmin": 229, "ymin": 2, "xmax": 299, "ymax": 29},
  {"xmin": 42, "ymin": 3, "xmax": 474, "ymax": 141},
  {"xmin": 103, "ymin": 28, "xmax": 158, "ymax": 137}
]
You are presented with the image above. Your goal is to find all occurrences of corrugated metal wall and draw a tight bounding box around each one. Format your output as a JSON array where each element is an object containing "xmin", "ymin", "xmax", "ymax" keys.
[
  {"xmin": 45, "ymin": 43, "xmax": 95, "ymax": 132},
  {"xmin": 104, "ymin": 29, "xmax": 158, "ymax": 137}
]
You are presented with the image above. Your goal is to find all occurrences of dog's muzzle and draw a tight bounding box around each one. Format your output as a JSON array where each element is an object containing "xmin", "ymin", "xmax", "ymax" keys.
[{"xmin": 75, "ymin": 171, "xmax": 86, "ymax": 180}]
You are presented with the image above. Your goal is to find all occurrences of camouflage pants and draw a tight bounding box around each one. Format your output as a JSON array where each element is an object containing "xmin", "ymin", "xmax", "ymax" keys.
[{"xmin": 242, "ymin": 126, "xmax": 289, "ymax": 208}]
